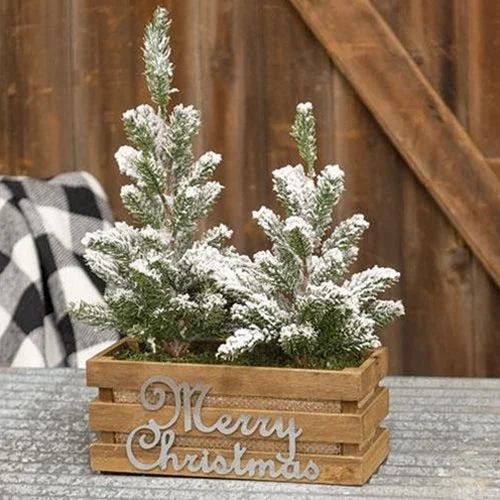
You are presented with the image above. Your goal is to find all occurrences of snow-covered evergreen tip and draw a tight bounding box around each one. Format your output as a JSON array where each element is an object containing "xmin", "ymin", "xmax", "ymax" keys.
[
  {"xmin": 69, "ymin": 7, "xmax": 250, "ymax": 358},
  {"xmin": 143, "ymin": 6, "xmax": 177, "ymax": 111},
  {"xmin": 217, "ymin": 103, "xmax": 405, "ymax": 369}
]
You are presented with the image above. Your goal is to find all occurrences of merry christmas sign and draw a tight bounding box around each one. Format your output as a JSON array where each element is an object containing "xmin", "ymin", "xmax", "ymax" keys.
[{"xmin": 126, "ymin": 375, "xmax": 320, "ymax": 480}]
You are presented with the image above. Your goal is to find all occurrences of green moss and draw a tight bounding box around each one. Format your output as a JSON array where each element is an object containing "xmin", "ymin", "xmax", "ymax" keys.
[
  {"xmin": 113, "ymin": 340, "xmax": 367, "ymax": 370},
  {"xmin": 114, "ymin": 347, "xmax": 220, "ymax": 365}
]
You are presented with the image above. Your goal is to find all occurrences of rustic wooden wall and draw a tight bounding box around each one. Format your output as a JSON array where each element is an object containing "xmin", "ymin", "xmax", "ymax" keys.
[{"xmin": 1, "ymin": 0, "xmax": 499, "ymax": 376}]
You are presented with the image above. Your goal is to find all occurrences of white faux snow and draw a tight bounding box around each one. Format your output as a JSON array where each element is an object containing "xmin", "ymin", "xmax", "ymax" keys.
[
  {"xmin": 296, "ymin": 102, "xmax": 313, "ymax": 113},
  {"xmin": 129, "ymin": 258, "xmax": 162, "ymax": 283},
  {"xmin": 115, "ymin": 146, "xmax": 142, "ymax": 179},
  {"xmin": 217, "ymin": 327, "xmax": 267, "ymax": 359}
]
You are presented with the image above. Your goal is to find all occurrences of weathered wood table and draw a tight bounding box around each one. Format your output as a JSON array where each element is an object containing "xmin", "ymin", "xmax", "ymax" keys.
[{"xmin": 1, "ymin": 369, "xmax": 499, "ymax": 499}]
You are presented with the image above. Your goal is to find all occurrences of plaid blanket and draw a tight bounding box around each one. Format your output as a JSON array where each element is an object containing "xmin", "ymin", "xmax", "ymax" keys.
[{"xmin": 0, "ymin": 172, "xmax": 119, "ymax": 368}]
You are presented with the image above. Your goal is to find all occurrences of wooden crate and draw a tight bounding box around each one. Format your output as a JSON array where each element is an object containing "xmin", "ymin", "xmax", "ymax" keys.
[{"xmin": 87, "ymin": 338, "xmax": 389, "ymax": 485}]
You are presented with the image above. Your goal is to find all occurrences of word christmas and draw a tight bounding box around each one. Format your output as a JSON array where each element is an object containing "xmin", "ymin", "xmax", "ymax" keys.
[{"xmin": 126, "ymin": 375, "xmax": 320, "ymax": 480}]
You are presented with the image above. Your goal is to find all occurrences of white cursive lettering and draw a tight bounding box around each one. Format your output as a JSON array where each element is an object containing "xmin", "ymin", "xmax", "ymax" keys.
[{"xmin": 125, "ymin": 376, "xmax": 320, "ymax": 481}]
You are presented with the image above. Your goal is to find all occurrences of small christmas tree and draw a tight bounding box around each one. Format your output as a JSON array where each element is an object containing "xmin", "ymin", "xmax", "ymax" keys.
[
  {"xmin": 70, "ymin": 7, "xmax": 250, "ymax": 358},
  {"xmin": 217, "ymin": 103, "xmax": 404, "ymax": 368}
]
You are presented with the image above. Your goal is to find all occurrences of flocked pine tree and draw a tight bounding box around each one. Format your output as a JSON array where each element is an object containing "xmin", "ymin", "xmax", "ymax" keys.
[
  {"xmin": 69, "ymin": 7, "xmax": 250, "ymax": 358},
  {"xmin": 217, "ymin": 103, "xmax": 404, "ymax": 368}
]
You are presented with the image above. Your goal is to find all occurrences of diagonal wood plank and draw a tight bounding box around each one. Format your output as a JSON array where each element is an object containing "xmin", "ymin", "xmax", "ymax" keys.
[{"xmin": 290, "ymin": 0, "xmax": 500, "ymax": 289}]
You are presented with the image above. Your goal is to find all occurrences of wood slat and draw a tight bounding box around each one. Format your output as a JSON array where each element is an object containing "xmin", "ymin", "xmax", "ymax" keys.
[
  {"xmin": 86, "ymin": 340, "xmax": 388, "ymax": 401},
  {"xmin": 71, "ymin": 0, "xmax": 136, "ymax": 220},
  {"xmin": 88, "ymin": 387, "xmax": 388, "ymax": 444},
  {"xmin": 0, "ymin": 0, "xmax": 10, "ymax": 175},
  {"xmin": 1, "ymin": 0, "xmax": 73, "ymax": 177},
  {"xmin": 198, "ymin": 0, "xmax": 269, "ymax": 254},
  {"xmin": 467, "ymin": 1, "xmax": 500, "ymax": 159},
  {"xmin": 486, "ymin": 159, "xmax": 500, "ymax": 180},
  {"xmin": 331, "ymin": 68, "xmax": 405, "ymax": 374},
  {"xmin": 262, "ymin": 0, "xmax": 335, "ymax": 185},
  {"xmin": 463, "ymin": 1, "xmax": 500, "ymax": 376},
  {"xmin": 371, "ymin": 0, "xmax": 476, "ymax": 376},
  {"xmin": 360, "ymin": 387, "xmax": 388, "ymax": 439},
  {"xmin": 290, "ymin": 0, "xmax": 500, "ymax": 289},
  {"xmin": 96, "ymin": 388, "xmax": 115, "ymax": 444},
  {"xmin": 89, "ymin": 403, "xmax": 356, "ymax": 443},
  {"xmin": 89, "ymin": 428, "xmax": 389, "ymax": 485}
]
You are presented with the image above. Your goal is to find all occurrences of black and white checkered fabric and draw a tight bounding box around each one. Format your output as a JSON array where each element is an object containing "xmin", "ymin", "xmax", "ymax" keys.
[{"xmin": 0, "ymin": 172, "xmax": 119, "ymax": 368}]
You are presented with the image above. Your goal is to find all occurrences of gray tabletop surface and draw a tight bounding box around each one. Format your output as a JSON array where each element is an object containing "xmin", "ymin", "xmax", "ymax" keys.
[{"xmin": 1, "ymin": 369, "xmax": 499, "ymax": 500}]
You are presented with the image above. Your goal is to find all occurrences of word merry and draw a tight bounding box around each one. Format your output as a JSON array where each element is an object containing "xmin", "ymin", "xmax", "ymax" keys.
[{"xmin": 125, "ymin": 375, "xmax": 320, "ymax": 480}]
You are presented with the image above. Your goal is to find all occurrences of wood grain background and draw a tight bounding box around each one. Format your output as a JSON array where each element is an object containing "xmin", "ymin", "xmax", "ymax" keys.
[{"xmin": 1, "ymin": 0, "xmax": 499, "ymax": 376}]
